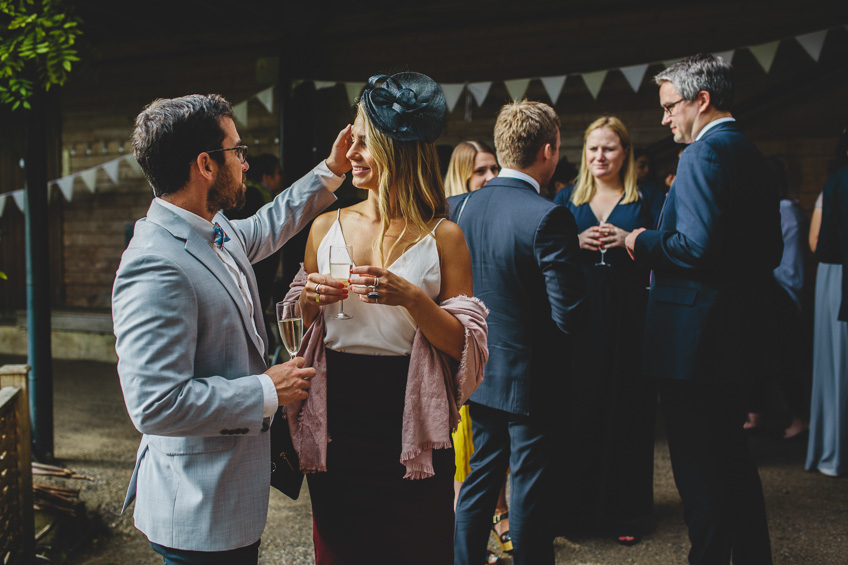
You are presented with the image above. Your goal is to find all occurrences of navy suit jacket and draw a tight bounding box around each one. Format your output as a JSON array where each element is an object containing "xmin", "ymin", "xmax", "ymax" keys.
[
  {"xmin": 817, "ymin": 164, "xmax": 848, "ymax": 321},
  {"xmin": 634, "ymin": 121, "xmax": 783, "ymax": 382},
  {"xmin": 453, "ymin": 177, "xmax": 585, "ymax": 416}
]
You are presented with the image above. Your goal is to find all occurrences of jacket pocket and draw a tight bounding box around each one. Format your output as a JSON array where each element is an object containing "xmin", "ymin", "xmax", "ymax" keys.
[{"xmin": 151, "ymin": 435, "xmax": 237, "ymax": 456}]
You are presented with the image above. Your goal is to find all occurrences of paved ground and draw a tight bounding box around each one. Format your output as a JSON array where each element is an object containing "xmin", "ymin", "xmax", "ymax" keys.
[{"xmin": 3, "ymin": 354, "xmax": 846, "ymax": 564}]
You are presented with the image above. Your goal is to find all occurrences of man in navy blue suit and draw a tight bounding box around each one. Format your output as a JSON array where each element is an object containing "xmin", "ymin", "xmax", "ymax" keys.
[
  {"xmin": 625, "ymin": 54, "xmax": 781, "ymax": 565},
  {"xmin": 453, "ymin": 100, "xmax": 585, "ymax": 565}
]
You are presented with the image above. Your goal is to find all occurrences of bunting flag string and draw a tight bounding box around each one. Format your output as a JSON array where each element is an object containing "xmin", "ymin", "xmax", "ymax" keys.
[{"xmin": 1, "ymin": 25, "xmax": 841, "ymax": 219}]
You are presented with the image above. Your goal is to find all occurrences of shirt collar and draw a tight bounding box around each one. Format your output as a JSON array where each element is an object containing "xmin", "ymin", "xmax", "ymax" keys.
[
  {"xmin": 497, "ymin": 168, "xmax": 541, "ymax": 193},
  {"xmin": 695, "ymin": 117, "xmax": 736, "ymax": 141},
  {"xmin": 155, "ymin": 197, "xmax": 216, "ymax": 241}
]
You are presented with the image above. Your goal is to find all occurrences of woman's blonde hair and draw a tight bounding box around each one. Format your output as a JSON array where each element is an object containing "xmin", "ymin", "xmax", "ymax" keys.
[
  {"xmin": 356, "ymin": 102, "xmax": 447, "ymax": 267},
  {"xmin": 444, "ymin": 140, "xmax": 496, "ymax": 197},
  {"xmin": 571, "ymin": 116, "xmax": 639, "ymax": 206}
]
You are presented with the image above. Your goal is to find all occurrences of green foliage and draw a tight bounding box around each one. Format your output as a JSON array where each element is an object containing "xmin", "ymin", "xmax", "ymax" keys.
[
  {"xmin": 0, "ymin": 271, "xmax": 7, "ymax": 280},
  {"xmin": 0, "ymin": 0, "xmax": 83, "ymax": 110}
]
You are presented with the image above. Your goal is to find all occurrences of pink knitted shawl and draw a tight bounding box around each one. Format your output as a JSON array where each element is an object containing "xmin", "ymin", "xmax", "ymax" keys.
[{"xmin": 283, "ymin": 267, "xmax": 488, "ymax": 479}]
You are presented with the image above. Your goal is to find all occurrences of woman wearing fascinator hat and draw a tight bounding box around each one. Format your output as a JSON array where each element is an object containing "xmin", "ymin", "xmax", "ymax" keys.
[{"xmin": 282, "ymin": 72, "xmax": 488, "ymax": 563}]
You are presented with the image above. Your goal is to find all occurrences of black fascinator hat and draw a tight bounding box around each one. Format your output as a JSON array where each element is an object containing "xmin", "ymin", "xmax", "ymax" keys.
[{"xmin": 361, "ymin": 72, "xmax": 447, "ymax": 143}]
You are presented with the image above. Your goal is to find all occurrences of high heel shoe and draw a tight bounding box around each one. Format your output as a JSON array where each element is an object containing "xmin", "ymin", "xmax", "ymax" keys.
[{"xmin": 492, "ymin": 512, "xmax": 513, "ymax": 553}]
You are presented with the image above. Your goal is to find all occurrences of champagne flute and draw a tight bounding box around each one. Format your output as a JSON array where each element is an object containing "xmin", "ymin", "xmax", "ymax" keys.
[
  {"xmin": 329, "ymin": 244, "xmax": 354, "ymax": 320},
  {"xmin": 276, "ymin": 301, "xmax": 304, "ymax": 360},
  {"xmin": 595, "ymin": 222, "xmax": 611, "ymax": 267}
]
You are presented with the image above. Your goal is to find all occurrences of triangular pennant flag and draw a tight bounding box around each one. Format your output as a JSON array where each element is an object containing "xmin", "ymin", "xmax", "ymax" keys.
[
  {"xmin": 57, "ymin": 175, "xmax": 75, "ymax": 201},
  {"xmin": 126, "ymin": 155, "xmax": 143, "ymax": 175},
  {"xmin": 619, "ymin": 64, "xmax": 649, "ymax": 93},
  {"xmin": 440, "ymin": 83, "xmax": 465, "ymax": 113},
  {"xmin": 749, "ymin": 41, "xmax": 780, "ymax": 73},
  {"xmin": 344, "ymin": 82, "xmax": 364, "ymax": 105},
  {"xmin": 313, "ymin": 80, "xmax": 336, "ymax": 90},
  {"xmin": 102, "ymin": 159, "xmax": 121, "ymax": 185},
  {"xmin": 290, "ymin": 79, "xmax": 304, "ymax": 93},
  {"xmin": 12, "ymin": 189, "xmax": 25, "ymax": 212},
  {"xmin": 540, "ymin": 75, "xmax": 566, "ymax": 105},
  {"xmin": 582, "ymin": 70, "xmax": 608, "ymax": 100},
  {"xmin": 712, "ymin": 50, "xmax": 736, "ymax": 64},
  {"xmin": 663, "ymin": 58, "xmax": 683, "ymax": 68},
  {"xmin": 233, "ymin": 100, "xmax": 248, "ymax": 125},
  {"xmin": 503, "ymin": 78, "xmax": 530, "ymax": 101},
  {"xmin": 796, "ymin": 30, "xmax": 827, "ymax": 62},
  {"xmin": 80, "ymin": 168, "xmax": 98, "ymax": 193},
  {"xmin": 0, "ymin": 194, "xmax": 6, "ymax": 216},
  {"xmin": 255, "ymin": 85, "xmax": 275, "ymax": 113},
  {"xmin": 467, "ymin": 82, "xmax": 492, "ymax": 106}
]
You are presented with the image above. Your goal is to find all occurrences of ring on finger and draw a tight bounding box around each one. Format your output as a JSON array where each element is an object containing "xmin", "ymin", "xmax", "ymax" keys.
[
  {"xmin": 373, "ymin": 276, "xmax": 380, "ymax": 288},
  {"xmin": 315, "ymin": 283, "xmax": 322, "ymax": 295},
  {"xmin": 367, "ymin": 290, "xmax": 380, "ymax": 301}
]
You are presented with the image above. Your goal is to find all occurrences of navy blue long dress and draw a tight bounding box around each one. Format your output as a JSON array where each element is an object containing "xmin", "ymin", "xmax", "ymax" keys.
[{"xmin": 553, "ymin": 184, "xmax": 663, "ymax": 532}]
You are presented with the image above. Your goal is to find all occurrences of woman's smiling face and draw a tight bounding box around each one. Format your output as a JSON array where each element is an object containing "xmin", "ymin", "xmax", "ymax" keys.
[{"xmin": 346, "ymin": 116, "xmax": 379, "ymax": 190}]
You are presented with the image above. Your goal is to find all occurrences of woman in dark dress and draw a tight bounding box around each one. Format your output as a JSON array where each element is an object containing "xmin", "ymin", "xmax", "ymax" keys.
[{"xmin": 553, "ymin": 116, "xmax": 663, "ymax": 545}]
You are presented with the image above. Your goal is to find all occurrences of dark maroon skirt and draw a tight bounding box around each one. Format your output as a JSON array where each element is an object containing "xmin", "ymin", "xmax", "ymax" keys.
[{"xmin": 307, "ymin": 349, "xmax": 455, "ymax": 565}]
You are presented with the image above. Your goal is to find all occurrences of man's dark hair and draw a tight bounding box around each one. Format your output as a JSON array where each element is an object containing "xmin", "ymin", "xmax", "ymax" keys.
[
  {"xmin": 132, "ymin": 94, "xmax": 233, "ymax": 197},
  {"xmin": 654, "ymin": 53, "xmax": 734, "ymax": 112},
  {"xmin": 246, "ymin": 153, "xmax": 281, "ymax": 184}
]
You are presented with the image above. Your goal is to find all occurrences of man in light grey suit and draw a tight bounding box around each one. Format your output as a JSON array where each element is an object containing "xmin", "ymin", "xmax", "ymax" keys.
[{"xmin": 112, "ymin": 94, "xmax": 351, "ymax": 563}]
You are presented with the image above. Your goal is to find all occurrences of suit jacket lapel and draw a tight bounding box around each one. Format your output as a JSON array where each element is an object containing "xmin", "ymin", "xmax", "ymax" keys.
[{"xmin": 147, "ymin": 201, "xmax": 266, "ymax": 358}]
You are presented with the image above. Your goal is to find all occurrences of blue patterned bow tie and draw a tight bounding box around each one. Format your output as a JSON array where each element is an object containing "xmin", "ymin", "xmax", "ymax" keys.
[{"xmin": 212, "ymin": 223, "xmax": 230, "ymax": 249}]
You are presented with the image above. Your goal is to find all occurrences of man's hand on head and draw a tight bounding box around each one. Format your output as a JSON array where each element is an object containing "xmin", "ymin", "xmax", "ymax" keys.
[{"xmin": 325, "ymin": 124, "xmax": 353, "ymax": 177}]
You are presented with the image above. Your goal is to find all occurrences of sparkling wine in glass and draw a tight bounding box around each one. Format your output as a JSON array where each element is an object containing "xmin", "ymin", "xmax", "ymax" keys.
[
  {"xmin": 276, "ymin": 301, "xmax": 304, "ymax": 359},
  {"xmin": 329, "ymin": 244, "xmax": 353, "ymax": 320},
  {"xmin": 595, "ymin": 222, "xmax": 611, "ymax": 267}
]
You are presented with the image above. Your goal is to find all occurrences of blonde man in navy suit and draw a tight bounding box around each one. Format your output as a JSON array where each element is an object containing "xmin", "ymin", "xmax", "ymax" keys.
[
  {"xmin": 453, "ymin": 100, "xmax": 585, "ymax": 565},
  {"xmin": 626, "ymin": 54, "xmax": 780, "ymax": 565},
  {"xmin": 113, "ymin": 94, "xmax": 351, "ymax": 564}
]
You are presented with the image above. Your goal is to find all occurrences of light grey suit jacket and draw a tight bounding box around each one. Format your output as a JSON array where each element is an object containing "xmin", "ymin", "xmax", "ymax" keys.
[{"xmin": 112, "ymin": 163, "xmax": 340, "ymax": 551}]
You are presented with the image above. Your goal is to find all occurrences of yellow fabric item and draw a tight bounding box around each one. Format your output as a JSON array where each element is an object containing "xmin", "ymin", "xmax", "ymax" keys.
[{"xmin": 453, "ymin": 404, "xmax": 474, "ymax": 482}]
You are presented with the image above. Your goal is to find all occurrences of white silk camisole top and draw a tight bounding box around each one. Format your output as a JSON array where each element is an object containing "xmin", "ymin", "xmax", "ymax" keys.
[{"xmin": 317, "ymin": 213, "xmax": 444, "ymax": 356}]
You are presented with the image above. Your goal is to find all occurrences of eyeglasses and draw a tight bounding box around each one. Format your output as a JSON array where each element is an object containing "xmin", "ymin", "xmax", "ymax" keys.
[
  {"xmin": 662, "ymin": 99, "xmax": 686, "ymax": 116},
  {"xmin": 202, "ymin": 145, "xmax": 248, "ymax": 163}
]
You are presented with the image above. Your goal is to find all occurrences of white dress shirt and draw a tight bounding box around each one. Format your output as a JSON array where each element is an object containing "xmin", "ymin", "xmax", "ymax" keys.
[{"xmin": 497, "ymin": 168, "xmax": 541, "ymax": 193}]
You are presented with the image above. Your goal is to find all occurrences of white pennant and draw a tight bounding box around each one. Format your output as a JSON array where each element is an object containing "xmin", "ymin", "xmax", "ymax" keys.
[
  {"xmin": 233, "ymin": 100, "xmax": 248, "ymax": 125},
  {"xmin": 503, "ymin": 78, "xmax": 530, "ymax": 101},
  {"xmin": 0, "ymin": 194, "xmax": 6, "ymax": 216},
  {"xmin": 749, "ymin": 41, "xmax": 780, "ymax": 73},
  {"xmin": 663, "ymin": 58, "xmax": 683, "ymax": 68},
  {"xmin": 12, "ymin": 189, "xmax": 25, "ymax": 212},
  {"xmin": 80, "ymin": 168, "xmax": 98, "ymax": 193},
  {"xmin": 102, "ymin": 159, "xmax": 121, "ymax": 185},
  {"xmin": 467, "ymin": 82, "xmax": 492, "ymax": 106},
  {"xmin": 582, "ymin": 70, "xmax": 608, "ymax": 100},
  {"xmin": 796, "ymin": 30, "xmax": 827, "ymax": 62},
  {"xmin": 540, "ymin": 75, "xmax": 566, "ymax": 105},
  {"xmin": 712, "ymin": 50, "xmax": 736, "ymax": 64},
  {"xmin": 126, "ymin": 155, "xmax": 143, "ymax": 175},
  {"xmin": 619, "ymin": 64, "xmax": 649, "ymax": 93},
  {"xmin": 344, "ymin": 82, "xmax": 364, "ymax": 105},
  {"xmin": 440, "ymin": 83, "xmax": 465, "ymax": 113},
  {"xmin": 57, "ymin": 176, "xmax": 75, "ymax": 201},
  {"xmin": 255, "ymin": 85, "xmax": 275, "ymax": 113},
  {"xmin": 313, "ymin": 80, "xmax": 336, "ymax": 90}
]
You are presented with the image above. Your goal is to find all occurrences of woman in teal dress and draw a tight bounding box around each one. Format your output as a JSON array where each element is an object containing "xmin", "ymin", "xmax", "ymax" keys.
[{"xmin": 553, "ymin": 116, "xmax": 663, "ymax": 544}]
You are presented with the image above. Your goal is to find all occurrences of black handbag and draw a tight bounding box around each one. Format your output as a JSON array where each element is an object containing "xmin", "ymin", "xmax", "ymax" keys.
[{"xmin": 269, "ymin": 407, "xmax": 304, "ymax": 499}]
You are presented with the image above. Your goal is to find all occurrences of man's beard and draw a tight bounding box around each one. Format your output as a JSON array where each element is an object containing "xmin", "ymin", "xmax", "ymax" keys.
[{"xmin": 206, "ymin": 165, "xmax": 245, "ymax": 215}]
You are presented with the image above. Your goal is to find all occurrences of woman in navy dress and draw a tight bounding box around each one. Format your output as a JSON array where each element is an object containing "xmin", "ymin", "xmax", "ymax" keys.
[{"xmin": 553, "ymin": 116, "xmax": 663, "ymax": 544}]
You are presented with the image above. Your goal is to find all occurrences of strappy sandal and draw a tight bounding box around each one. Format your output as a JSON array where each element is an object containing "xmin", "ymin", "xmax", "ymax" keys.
[{"xmin": 492, "ymin": 512, "xmax": 513, "ymax": 553}]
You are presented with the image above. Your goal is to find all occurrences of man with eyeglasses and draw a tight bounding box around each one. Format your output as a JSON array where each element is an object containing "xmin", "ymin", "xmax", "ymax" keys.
[
  {"xmin": 625, "ymin": 54, "xmax": 781, "ymax": 565},
  {"xmin": 113, "ymin": 94, "xmax": 351, "ymax": 564}
]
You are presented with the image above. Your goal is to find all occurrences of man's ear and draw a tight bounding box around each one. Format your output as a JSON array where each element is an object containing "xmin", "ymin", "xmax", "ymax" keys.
[
  {"xmin": 696, "ymin": 90, "xmax": 712, "ymax": 114},
  {"xmin": 542, "ymin": 142, "xmax": 555, "ymax": 162},
  {"xmin": 192, "ymin": 153, "xmax": 216, "ymax": 181}
]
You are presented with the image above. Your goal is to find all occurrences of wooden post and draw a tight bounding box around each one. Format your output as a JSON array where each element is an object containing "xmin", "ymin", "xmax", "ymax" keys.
[{"xmin": 0, "ymin": 384, "xmax": 35, "ymax": 564}]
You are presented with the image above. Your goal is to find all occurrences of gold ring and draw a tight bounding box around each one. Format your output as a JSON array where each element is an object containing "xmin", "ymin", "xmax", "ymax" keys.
[{"xmin": 315, "ymin": 292, "xmax": 320, "ymax": 303}]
